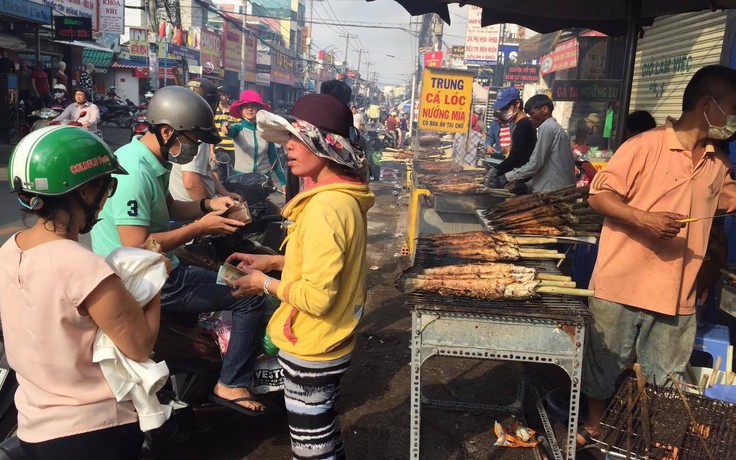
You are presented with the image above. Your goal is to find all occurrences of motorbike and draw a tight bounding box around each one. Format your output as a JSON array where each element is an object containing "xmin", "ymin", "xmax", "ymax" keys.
[
  {"xmin": 131, "ymin": 92, "xmax": 155, "ymax": 139},
  {"xmin": 48, "ymin": 120, "xmax": 104, "ymax": 140},
  {"xmin": 0, "ymin": 173, "xmax": 286, "ymax": 459},
  {"xmin": 143, "ymin": 172, "xmax": 286, "ymax": 455},
  {"xmin": 99, "ymin": 102, "xmax": 134, "ymax": 129},
  {"xmin": 575, "ymin": 158, "xmax": 598, "ymax": 187},
  {"xmin": 0, "ymin": 328, "xmax": 21, "ymax": 460},
  {"xmin": 131, "ymin": 103, "xmax": 149, "ymax": 139}
]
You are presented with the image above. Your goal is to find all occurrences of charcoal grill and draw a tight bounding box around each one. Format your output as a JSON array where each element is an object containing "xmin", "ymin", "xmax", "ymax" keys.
[
  {"xmin": 408, "ymin": 246, "xmax": 590, "ymax": 460},
  {"xmin": 595, "ymin": 377, "xmax": 736, "ymax": 459}
]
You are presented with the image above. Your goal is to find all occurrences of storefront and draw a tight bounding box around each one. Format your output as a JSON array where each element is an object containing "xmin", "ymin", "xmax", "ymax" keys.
[
  {"xmin": 0, "ymin": 0, "xmax": 52, "ymax": 141},
  {"xmin": 270, "ymin": 45, "xmax": 297, "ymax": 108},
  {"xmin": 629, "ymin": 10, "xmax": 729, "ymax": 124}
]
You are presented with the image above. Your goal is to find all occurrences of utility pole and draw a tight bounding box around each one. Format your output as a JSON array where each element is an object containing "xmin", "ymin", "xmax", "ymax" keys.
[
  {"xmin": 354, "ymin": 49, "xmax": 365, "ymax": 103},
  {"xmin": 340, "ymin": 33, "xmax": 356, "ymax": 68}
]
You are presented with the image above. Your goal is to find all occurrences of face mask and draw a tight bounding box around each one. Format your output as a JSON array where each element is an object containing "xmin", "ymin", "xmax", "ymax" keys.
[
  {"xmin": 53, "ymin": 91, "xmax": 65, "ymax": 97},
  {"xmin": 168, "ymin": 136, "xmax": 199, "ymax": 164},
  {"xmin": 704, "ymin": 97, "xmax": 736, "ymax": 140},
  {"xmin": 501, "ymin": 106, "xmax": 517, "ymax": 122}
]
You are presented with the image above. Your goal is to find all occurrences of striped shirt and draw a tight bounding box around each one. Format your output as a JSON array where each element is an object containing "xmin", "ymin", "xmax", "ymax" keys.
[
  {"xmin": 214, "ymin": 105, "xmax": 236, "ymax": 152},
  {"xmin": 499, "ymin": 125, "xmax": 512, "ymax": 152}
]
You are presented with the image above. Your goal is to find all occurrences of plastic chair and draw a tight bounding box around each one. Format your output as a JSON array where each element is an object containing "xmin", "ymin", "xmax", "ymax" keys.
[{"xmin": 692, "ymin": 322, "xmax": 733, "ymax": 373}]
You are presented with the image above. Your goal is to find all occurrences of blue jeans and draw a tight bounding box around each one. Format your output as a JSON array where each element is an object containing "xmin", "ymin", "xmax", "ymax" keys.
[{"xmin": 161, "ymin": 265, "xmax": 265, "ymax": 388}]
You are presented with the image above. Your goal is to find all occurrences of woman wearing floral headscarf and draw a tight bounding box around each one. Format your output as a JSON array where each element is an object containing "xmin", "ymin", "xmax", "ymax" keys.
[{"xmin": 226, "ymin": 93, "xmax": 374, "ymax": 460}]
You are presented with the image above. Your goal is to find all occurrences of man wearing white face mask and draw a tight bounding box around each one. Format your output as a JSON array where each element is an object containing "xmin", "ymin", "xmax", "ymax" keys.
[
  {"xmin": 91, "ymin": 86, "xmax": 269, "ymax": 415},
  {"xmin": 574, "ymin": 65, "xmax": 736, "ymax": 450}
]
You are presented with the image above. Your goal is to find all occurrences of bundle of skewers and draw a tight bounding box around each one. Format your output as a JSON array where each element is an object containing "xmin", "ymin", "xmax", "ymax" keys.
[
  {"xmin": 482, "ymin": 186, "xmax": 603, "ymax": 237},
  {"xmin": 397, "ymin": 262, "xmax": 593, "ymax": 300},
  {"xmin": 417, "ymin": 231, "xmax": 565, "ymax": 262},
  {"xmin": 413, "ymin": 160, "xmax": 465, "ymax": 174},
  {"xmin": 416, "ymin": 171, "xmax": 488, "ymax": 195}
]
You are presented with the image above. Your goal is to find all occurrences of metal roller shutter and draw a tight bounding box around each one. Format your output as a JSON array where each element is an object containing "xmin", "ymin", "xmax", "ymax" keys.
[{"xmin": 629, "ymin": 11, "xmax": 727, "ymax": 125}]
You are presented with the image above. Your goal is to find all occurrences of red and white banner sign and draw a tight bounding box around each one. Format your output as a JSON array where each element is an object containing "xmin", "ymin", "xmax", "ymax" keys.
[{"xmin": 540, "ymin": 39, "xmax": 579, "ymax": 75}]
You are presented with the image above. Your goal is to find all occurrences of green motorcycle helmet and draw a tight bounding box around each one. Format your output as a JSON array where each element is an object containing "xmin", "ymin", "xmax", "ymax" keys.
[{"xmin": 9, "ymin": 126, "xmax": 127, "ymax": 197}]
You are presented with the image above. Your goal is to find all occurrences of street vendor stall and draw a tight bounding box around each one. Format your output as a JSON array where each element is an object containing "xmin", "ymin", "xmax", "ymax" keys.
[{"xmin": 401, "ymin": 233, "xmax": 592, "ymax": 460}]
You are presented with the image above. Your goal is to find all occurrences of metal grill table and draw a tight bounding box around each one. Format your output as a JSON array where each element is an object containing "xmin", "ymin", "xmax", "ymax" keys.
[{"xmin": 407, "ymin": 257, "xmax": 590, "ymax": 460}]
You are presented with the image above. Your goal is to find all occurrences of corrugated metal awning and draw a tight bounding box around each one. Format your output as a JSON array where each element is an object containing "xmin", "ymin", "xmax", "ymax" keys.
[{"xmin": 112, "ymin": 59, "xmax": 146, "ymax": 69}]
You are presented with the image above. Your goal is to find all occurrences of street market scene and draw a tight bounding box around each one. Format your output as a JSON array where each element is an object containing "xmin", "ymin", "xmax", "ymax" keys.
[{"xmin": 1, "ymin": 0, "xmax": 736, "ymax": 459}]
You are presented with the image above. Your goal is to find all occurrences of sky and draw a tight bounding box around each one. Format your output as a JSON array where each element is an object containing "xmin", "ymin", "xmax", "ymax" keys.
[{"xmin": 308, "ymin": 0, "xmax": 469, "ymax": 88}]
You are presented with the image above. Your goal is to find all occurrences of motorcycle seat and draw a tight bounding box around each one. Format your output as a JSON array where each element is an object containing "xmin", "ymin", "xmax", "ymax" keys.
[{"xmin": 165, "ymin": 357, "xmax": 219, "ymax": 375}]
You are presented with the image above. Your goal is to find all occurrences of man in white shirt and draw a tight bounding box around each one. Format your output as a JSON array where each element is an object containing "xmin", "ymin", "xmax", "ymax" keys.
[
  {"xmin": 352, "ymin": 106, "xmax": 364, "ymax": 131},
  {"xmin": 53, "ymin": 87, "xmax": 100, "ymax": 132}
]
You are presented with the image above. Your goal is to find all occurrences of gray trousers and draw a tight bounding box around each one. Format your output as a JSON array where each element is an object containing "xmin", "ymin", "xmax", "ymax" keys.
[{"xmin": 581, "ymin": 297, "xmax": 697, "ymax": 401}]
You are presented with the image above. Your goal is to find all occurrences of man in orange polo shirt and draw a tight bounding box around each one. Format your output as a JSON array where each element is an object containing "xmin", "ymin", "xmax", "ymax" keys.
[{"xmin": 578, "ymin": 65, "xmax": 736, "ymax": 448}]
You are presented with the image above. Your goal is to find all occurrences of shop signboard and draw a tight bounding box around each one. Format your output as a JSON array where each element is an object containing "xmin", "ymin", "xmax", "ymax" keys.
[
  {"xmin": 451, "ymin": 46, "xmax": 465, "ymax": 60},
  {"xmin": 133, "ymin": 66, "xmax": 149, "ymax": 78},
  {"xmin": 222, "ymin": 16, "xmax": 242, "ymax": 73},
  {"xmin": 0, "ymin": 0, "xmax": 52, "ymax": 24},
  {"xmin": 271, "ymin": 45, "xmax": 295, "ymax": 86},
  {"xmin": 199, "ymin": 29, "xmax": 222, "ymax": 77},
  {"xmin": 485, "ymin": 86, "xmax": 502, "ymax": 129},
  {"xmin": 577, "ymin": 37, "xmax": 608, "ymax": 80},
  {"xmin": 551, "ymin": 79, "xmax": 621, "ymax": 102},
  {"xmin": 540, "ymin": 39, "xmax": 578, "ymax": 75},
  {"xmin": 423, "ymin": 51, "xmax": 443, "ymax": 68},
  {"xmin": 505, "ymin": 64, "xmax": 540, "ymax": 84},
  {"xmin": 168, "ymin": 44, "xmax": 198, "ymax": 61},
  {"xmin": 257, "ymin": 0, "xmax": 291, "ymax": 19},
  {"xmin": 256, "ymin": 43, "xmax": 271, "ymax": 86},
  {"xmin": 44, "ymin": 0, "xmax": 96, "ymax": 31},
  {"xmin": 464, "ymin": 5, "xmax": 500, "ymax": 65},
  {"xmin": 98, "ymin": 0, "xmax": 123, "ymax": 35},
  {"xmin": 498, "ymin": 44, "xmax": 519, "ymax": 66},
  {"xmin": 418, "ymin": 68, "xmax": 474, "ymax": 133},
  {"xmin": 53, "ymin": 16, "xmax": 92, "ymax": 40},
  {"xmin": 243, "ymin": 27, "xmax": 257, "ymax": 82},
  {"xmin": 129, "ymin": 27, "xmax": 148, "ymax": 60}
]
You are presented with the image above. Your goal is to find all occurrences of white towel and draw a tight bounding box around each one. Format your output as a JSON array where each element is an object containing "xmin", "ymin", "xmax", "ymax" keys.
[{"xmin": 93, "ymin": 247, "xmax": 172, "ymax": 432}]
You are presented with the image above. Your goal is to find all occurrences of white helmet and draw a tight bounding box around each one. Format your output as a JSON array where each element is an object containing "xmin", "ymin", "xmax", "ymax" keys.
[{"xmin": 52, "ymin": 84, "xmax": 66, "ymax": 93}]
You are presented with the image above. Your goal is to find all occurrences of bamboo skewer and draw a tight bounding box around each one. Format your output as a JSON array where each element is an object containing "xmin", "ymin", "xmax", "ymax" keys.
[
  {"xmin": 668, "ymin": 374, "xmax": 715, "ymax": 460},
  {"xmin": 727, "ymin": 372, "xmax": 736, "ymax": 385},
  {"xmin": 534, "ymin": 286, "xmax": 594, "ymax": 297},
  {"xmin": 708, "ymin": 356, "xmax": 722, "ymax": 387},
  {"xmin": 513, "ymin": 237, "xmax": 559, "ymax": 245},
  {"xmin": 519, "ymin": 252, "xmax": 566, "ymax": 259},
  {"xmin": 537, "ymin": 280, "xmax": 577, "ymax": 288},
  {"xmin": 634, "ymin": 364, "xmax": 652, "ymax": 453},
  {"xmin": 535, "ymin": 274, "xmax": 573, "ymax": 282}
]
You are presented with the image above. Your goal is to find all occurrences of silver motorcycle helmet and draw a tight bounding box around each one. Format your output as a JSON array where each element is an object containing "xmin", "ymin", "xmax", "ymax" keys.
[{"xmin": 146, "ymin": 85, "xmax": 221, "ymax": 144}]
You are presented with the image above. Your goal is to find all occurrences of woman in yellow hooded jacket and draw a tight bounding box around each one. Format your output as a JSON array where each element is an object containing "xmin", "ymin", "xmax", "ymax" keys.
[{"xmin": 226, "ymin": 93, "xmax": 374, "ymax": 460}]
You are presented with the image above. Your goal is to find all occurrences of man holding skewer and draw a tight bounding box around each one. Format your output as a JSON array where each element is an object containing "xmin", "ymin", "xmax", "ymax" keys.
[{"xmin": 578, "ymin": 65, "xmax": 736, "ymax": 449}]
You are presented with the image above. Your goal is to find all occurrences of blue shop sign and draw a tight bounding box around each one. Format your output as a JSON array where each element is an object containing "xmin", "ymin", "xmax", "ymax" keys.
[
  {"xmin": 0, "ymin": 0, "xmax": 52, "ymax": 24},
  {"xmin": 168, "ymin": 44, "xmax": 199, "ymax": 62}
]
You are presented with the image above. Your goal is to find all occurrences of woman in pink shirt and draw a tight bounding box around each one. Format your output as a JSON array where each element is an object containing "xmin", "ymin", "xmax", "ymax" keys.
[{"xmin": 0, "ymin": 126, "xmax": 161, "ymax": 460}]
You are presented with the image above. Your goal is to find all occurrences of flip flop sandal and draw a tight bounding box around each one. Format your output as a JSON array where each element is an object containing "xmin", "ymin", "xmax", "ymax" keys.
[
  {"xmin": 576, "ymin": 427, "xmax": 597, "ymax": 452},
  {"xmin": 208, "ymin": 394, "xmax": 266, "ymax": 416}
]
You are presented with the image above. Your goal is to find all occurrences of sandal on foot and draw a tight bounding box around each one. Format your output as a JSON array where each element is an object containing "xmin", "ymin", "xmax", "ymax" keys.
[
  {"xmin": 552, "ymin": 422, "xmax": 597, "ymax": 453},
  {"xmin": 208, "ymin": 394, "xmax": 266, "ymax": 416}
]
